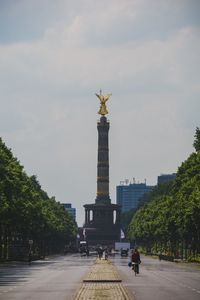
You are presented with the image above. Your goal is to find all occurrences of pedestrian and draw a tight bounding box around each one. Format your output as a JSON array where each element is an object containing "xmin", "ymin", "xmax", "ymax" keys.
[
  {"xmin": 97, "ymin": 247, "xmax": 103, "ymax": 259},
  {"xmin": 131, "ymin": 248, "xmax": 141, "ymax": 274},
  {"xmin": 28, "ymin": 250, "xmax": 32, "ymax": 265},
  {"xmin": 158, "ymin": 250, "xmax": 161, "ymax": 261},
  {"xmin": 104, "ymin": 248, "xmax": 108, "ymax": 260}
]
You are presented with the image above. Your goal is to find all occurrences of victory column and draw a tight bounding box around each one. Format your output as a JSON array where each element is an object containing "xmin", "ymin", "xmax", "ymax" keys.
[{"xmin": 83, "ymin": 91, "xmax": 121, "ymax": 246}]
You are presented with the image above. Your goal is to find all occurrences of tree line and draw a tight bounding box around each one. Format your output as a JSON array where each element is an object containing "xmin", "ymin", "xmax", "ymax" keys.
[
  {"xmin": 0, "ymin": 138, "xmax": 77, "ymax": 261},
  {"xmin": 128, "ymin": 128, "xmax": 200, "ymax": 260}
]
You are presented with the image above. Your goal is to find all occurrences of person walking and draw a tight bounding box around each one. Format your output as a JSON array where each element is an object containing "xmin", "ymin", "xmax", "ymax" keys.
[
  {"xmin": 97, "ymin": 247, "xmax": 103, "ymax": 259},
  {"xmin": 158, "ymin": 250, "xmax": 161, "ymax": 261},
  {"xmin": 28, "ymin": 250, "xmax": 32, "ymax": 265}
]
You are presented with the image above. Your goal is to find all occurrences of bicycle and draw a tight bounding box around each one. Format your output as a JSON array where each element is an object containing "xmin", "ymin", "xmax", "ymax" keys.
[{"xmin": 132, "ymin": 262, "xmax": 139, "ymax": 276}]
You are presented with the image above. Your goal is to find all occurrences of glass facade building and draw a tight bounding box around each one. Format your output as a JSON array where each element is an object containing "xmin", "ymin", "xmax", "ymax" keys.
[
  {"xmin": 63, "ymin": 203, "xmax": 76, "ymax": 221},
  {"xmin": 116, "ymin": 182, "xmax": 154, "ymax": 213},
  {"xmin": 157, "ymin": 173, "xmax": 176, "ymax": 185}
]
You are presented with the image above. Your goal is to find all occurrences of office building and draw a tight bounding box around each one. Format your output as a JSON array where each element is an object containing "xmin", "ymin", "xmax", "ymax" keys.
[
  {"xmin": 63, "ymin": 203, "xmax": 76, "ymax": 221},
  {"xmin": 116, "ymin": 180, "xmax": 154, "ymax": 213},
  {"xmin": 157, "ymin": 173, "xmax": 176, "ymax": 185}
]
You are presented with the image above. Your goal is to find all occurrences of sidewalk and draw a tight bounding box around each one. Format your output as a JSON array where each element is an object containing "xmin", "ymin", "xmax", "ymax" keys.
[{"xmin": 73, "ymin": 258, "xmax": 132, "ymax": 299}]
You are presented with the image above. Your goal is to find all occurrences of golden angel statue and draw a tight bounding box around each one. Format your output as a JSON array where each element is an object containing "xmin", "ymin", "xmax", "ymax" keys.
[{"xmin": 95, "ymin": 90, "xmax": 112, "ymax": 116}]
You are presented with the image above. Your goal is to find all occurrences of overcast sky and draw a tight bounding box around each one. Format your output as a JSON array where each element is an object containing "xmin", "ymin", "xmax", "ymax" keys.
[{"xmin": 0, "ymin": 0, "xmax": 200, "ymax": 225}]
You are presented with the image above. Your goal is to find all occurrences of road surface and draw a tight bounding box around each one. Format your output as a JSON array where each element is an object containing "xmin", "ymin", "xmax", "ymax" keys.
[
  {"xmin": 0, "ymin": 254, "xmax": 95, "ymax": 300},
  {"xmin": 112, "ymin": 254, "xmax": 200, "ymax": 300},
  {"xmin": 0, "ymin": 254, "xmax": 200, "ymax": 299}
]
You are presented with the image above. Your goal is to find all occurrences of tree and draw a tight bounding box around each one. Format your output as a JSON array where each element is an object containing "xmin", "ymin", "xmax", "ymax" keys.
[
  {"xmin": 121, "ymin": 209, "xmax": 135, "ymax": 235},
  {"xmin": 193, "ymin": 127, "xmax": 200, "ymax": 152},
  {"xmin": 0, "ymin": 137, "xmax": 77, "ymax": 260},
  {"xmin": 128, "ymin": 129, "xmax": 200, "ymax": 257}
]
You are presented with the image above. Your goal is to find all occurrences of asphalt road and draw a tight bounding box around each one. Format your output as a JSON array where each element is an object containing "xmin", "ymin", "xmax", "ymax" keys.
[
  {"xmin": 112, "ymin": 254, "xmax": 200, "ymax": 300},
  {"xmin": 0, "ymin": 254, "xmax": 95, "ymax": 300},
  {"xmin": 0, "ymin": 254, "xmax": 200, "ymax": 300}
]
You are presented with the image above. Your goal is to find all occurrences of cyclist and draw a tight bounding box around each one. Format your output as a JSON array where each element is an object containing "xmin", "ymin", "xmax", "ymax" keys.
[{"xmin": 131, "ymin": 248, "xmax": 141, "ymax": 274}]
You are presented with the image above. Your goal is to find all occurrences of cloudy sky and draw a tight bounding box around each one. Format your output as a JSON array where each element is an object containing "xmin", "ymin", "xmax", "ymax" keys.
[{"xmin": 0, "ymin": 0, "xmax": 200, "ymax": 225}]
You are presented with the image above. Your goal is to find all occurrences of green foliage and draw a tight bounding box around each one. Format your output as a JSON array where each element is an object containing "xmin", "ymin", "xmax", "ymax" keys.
[
  {"xmin": 138, "ymin": 181, "xmax": 174, "ymax": 208},
  {"xmin": 193, "ymin": 127, "xmax": 200, "ymax": 152},
  {"xmin": 121, "ymin": 209, "xmax": 135, "ymax": 235},
  {"xmin": 187, "ymin": 254, "xmax": 200, "ymax": 263},
  {"xmin": 0, "ymin": 137, "xmax": 77, "ymax": 255},
  {"xmin": 128, "ymin": 133, "xmax": 200, "ymax": 257}
]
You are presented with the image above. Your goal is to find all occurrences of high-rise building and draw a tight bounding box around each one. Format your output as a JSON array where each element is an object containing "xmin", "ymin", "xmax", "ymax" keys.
[
  {"xmin": 63, "ymin": 203, "xmax": 76, "ymax": 221},
  {"xmin": 116, "ymin": 181, "xmax": 154, "ymax": 213},
  {"xmin": 157, "ymin": 173, "xmax": 176, "ymax": 185}
]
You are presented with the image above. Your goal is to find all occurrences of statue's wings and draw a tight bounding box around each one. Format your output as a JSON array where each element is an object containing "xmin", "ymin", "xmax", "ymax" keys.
[
  {"xmin": 95, "ymin": 92, "xmax": 112, "ymax": 102},
  {"xmin": 95, "ymin": 93, "xmax": 104, "ymax": 102},
  {"xmin": 104, "ymin": 93, "xmax": 112, "ymax": 101},
  {"xmin": 95, "ymin": 93, "xmax": 101, "ymax": 99}
]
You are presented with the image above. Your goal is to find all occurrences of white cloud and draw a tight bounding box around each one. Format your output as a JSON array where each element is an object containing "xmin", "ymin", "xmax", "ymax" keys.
[{"xmin": 0, "ymin": 1, "xmax": 200, "ymax": 225}]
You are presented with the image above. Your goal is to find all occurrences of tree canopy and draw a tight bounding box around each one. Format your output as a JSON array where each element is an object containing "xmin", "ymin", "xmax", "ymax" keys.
[
  {"xmin": 193, "ymin": 127, "xmax": 200, "ymax": 152},
  {"xmin": 0, "ymin": 137, "xmax": 77, "ymax": 258},
  {"xmin": 128, "ymin": 130, "xmax": 200, "ymax": 257}
]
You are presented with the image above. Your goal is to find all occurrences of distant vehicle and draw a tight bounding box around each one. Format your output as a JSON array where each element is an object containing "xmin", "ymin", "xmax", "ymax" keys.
[
  {"xmin": 79, "ymin": 241, "xmax": 89, "ymax": 255},
  {"xmin": 120, "ymin": 249, "xmax": 129, "ymax": 257},
  {"xmin": 115, "ymin": 242, "xmax": 130, "ymax": 251}
]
